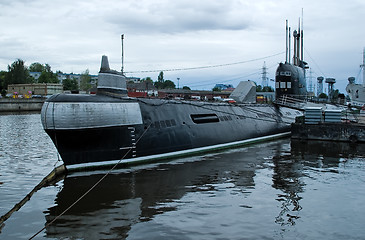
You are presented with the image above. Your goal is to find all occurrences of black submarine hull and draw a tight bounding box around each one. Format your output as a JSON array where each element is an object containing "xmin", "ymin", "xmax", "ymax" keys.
[{"xmin": 41, "ymin": 94, "xmax": 301, "ymax": 169}]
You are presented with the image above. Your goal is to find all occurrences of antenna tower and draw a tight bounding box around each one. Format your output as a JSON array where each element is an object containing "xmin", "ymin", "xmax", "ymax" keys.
[
  {"xmin": 261, "ymin": 61, "xmax": 268, "ymax": 87},
  {"xmin": 307, "ymin": 68, "xmax": 314, "ymax": 93},
  {"xmin": 361, "ymin": 47, "xmax": 365, "ymax": 86}
]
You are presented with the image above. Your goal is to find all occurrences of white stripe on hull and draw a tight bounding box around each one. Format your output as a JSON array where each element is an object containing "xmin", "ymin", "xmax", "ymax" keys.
[{"xmin": 41, "ymin": 102, "xmax": 143, "ymax": 130}]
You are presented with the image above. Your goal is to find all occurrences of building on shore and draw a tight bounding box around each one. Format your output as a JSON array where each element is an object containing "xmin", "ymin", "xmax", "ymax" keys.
[
  {"xmin": 7, "ymin": 83, "xmax": 63, "ymax": 97},
  {"xmin": 30, "ymin": 72, "xmax": 98, "ymax": 87},
  {"xmin": 157, "ymin": 89, "xmax": 233, "ymax": 100},
  {"xmin": 127, "ymin": 81, "xmax": 158, "ymax": 97}
]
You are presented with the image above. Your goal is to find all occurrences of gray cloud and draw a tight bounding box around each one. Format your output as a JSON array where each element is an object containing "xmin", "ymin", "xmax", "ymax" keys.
[
  {"xmin": 104, "ymin": 0, "xmax": 251, "ymax": 34},
  {"xmin": 0, "ymin": 0, "xmax": 364, "ymax": 92}
]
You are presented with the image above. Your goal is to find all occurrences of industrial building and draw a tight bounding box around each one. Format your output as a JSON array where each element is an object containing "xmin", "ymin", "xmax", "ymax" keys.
[{"xmin": 7, "ymin": 83, "xmax": 63, "ymax": 97}]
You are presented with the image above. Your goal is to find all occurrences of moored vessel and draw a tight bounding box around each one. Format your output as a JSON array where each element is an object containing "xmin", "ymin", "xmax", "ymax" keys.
[{"xmin": 41, "ymin": 22, "xmax": 309, "ymax": 170}]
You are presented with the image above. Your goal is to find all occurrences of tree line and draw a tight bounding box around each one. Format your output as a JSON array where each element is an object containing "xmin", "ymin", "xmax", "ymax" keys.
[
  {"xmin": 4, "ymin": 60, "xmax": 276, "ymax": 96},
  {"xmin": 0, "ymin": 59, "xmax": 92, "ymax": 96},
  {"xmin": 135, "ymin": 71, "xmax": 191, "ymax": 90},
  {"xmin": 139, "ymin": 71, "xmax": 177, "ymax": 90}
]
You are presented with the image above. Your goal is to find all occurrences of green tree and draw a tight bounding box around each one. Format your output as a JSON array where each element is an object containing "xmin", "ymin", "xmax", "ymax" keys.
[
  {"xmin": 331, "ymin": 89, "xmax": 339, "ymax": 101},
  {"xmin": 80, "ymin": 69, "xmax": 92, "ymax": 91},
  {"xmin": 29, "ymin": 62, "xmax": 45, "ymax": 72},
  {"xmin": 142, "ymin": 77, "xmax": 153, "ymax": 83},
  {"xmin": 141, "ymin": 77, "xmax": 154, "ymax": 93},
  {"xmin": 142, "ymin": 77, "xmax": 154, "ymax": 88},
  {"xmin": 0, "ymin": 71, "xmax": 6, "ymax": 93},
  {"xmin": 63, "ymin": 77, "xmax": 79, "ymax": 91},
  {"xmin": 5, "ymin": 59, "xmax": 32, "ymax": 87},
  {"xmin": 212, "ymin": 86, "xmax": 221, "ymax": 92},
  {"xmin": 163, "ymin": 80, "xmax": 175, "ymax": 89},
  {"xmin": 158, "ymin": 71, "xmax": 164, "ymax": 82},
  {"xmin": 152, "ymin": 75, "xmax": 165, "ymax": 89},
  {"xmin": 182, "ymin": 86, "xmax": 191, "ymax": 90},
  {"xmin": 154, "ymin": 82, "xmax": 162, "ymax": 89},
  {"xmin": 262, "ymin": 86, "xmax": 274, "ymax": 92},
  {"xmin": 256, "ymin": 85, "xmax": 263, "ymax": 92},
  {"xmin": 38, "ymin": 64, "xmax": 59, "ymax": 83},
  {"xmin": 1, "ymin": 89, "xmax": 6, "ymax": 97},
  {"xmin": 318, "ymin": 93, "xmax": 327, "ymax": 99}
]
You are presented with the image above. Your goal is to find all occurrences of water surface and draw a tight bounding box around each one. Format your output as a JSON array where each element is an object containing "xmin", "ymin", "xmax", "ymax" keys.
[{"xmin": 0, "ymin": 113, "xmax": 364, "ymax": 239}]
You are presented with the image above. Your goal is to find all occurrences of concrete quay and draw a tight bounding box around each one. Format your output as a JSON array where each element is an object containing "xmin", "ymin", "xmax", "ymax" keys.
[
  {"xmin": 291, "ymin": 122, "xmax": 365, "ymax": 143},
  {"xmin": 0, "ymin": 98, "xmax": 45, "ymax": 112}
]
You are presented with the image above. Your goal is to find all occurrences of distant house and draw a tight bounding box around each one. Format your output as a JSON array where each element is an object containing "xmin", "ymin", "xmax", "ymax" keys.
[
  {"xmin": 57, "ymin": 73, "xmax": 97, "ymax": 86},
  {"xmin": 7, "ymin": 83, "xmax": 63, "ymax": 96},
  {"xmin": 157, "ymin": 89, "xmax": 232, "ymax": 100},
  {"xmin": 127, "ymin": 77, "xmax": 141, "ymax": 83},
  {"xmin": 30, "ymin": 72, "xmax": 98, "ymax": 90},
  {"xmin": 127, "ymin": 81, "xmax": 158, "ymax": 97},
  {"xmin": 222, "ymin": 87, "xmax": 235, "ymax": 93}
]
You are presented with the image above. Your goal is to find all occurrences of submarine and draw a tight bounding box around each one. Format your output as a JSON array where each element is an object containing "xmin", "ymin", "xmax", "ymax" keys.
[
  {"xmin": 41, "ymin": 22, "xmax": 307, "ymax": 170},
  {"xmin": 275, "ymin": 19, "xmax": 307, "ymax": 99}
]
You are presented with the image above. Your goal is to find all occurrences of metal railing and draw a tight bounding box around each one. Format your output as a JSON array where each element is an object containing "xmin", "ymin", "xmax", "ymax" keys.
[{"xmin": 274, "ymin": 95, "xmax": 308, "ymax": 110}]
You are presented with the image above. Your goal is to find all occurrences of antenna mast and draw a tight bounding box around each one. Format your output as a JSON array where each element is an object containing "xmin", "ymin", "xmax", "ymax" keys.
[
  {"xmin": 297, "ymin": 18, "xmax": 301, "ymax": 65},
  {"xmin": 286, "ymin": 20, "xmax": 288, "ymax": 63},
  {"xmin": 362, "ymin": 47, "xmax": 365, "ymax": 86},
  {"xmin": 301, "ymin": 9, "xmax": 304, "ymax": 63},
  {"xmin": 121, "ymin": 34, "xmax": 124, "ymax": 74},
  {"xmin": 288, "ymin": 26, "xmax": 291, "ymax": 64}
]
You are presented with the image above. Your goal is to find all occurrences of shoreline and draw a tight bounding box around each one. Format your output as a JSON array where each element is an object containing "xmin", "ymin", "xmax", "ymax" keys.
[{"xmin": 0, "ymin": 98, "xmax": 45, "ymax": 112}]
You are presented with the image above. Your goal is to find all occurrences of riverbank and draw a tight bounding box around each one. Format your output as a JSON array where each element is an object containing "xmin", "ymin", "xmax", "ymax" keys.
[{"xmin": 0, "ymin": 98, "xmax": 45, "ymax": 112}]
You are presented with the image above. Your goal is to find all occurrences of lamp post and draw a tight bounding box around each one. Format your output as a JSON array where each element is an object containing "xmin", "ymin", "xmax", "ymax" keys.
[{"xmin": 177, "ymin": 78, "xmax": 180, "ymax": 89}]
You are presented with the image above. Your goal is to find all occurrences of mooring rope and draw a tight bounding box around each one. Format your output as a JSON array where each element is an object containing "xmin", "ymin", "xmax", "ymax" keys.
[
  {"xmin": 0, "ymin": 96, "xmax": 65, "ymax": 231},
  {"xmin": 29, "ymin": 123, "xmax": 152, "ymax": 240},
  {"xmin": 0, "ymin": 165, "xmax": 66, "ymax": 227}
]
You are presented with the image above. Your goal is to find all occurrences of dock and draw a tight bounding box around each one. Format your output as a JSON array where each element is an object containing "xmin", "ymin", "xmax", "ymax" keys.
[
  {"xmin": 0, "ymin": 98, "xmax": 45, "ymax": 112},
  {"xmin": 291, "ymin": 122, "xmax": 365, "ymax": 143},
  {"xmin": 291, "ymin": 106, "xmax": 365, "ymax": 143}
]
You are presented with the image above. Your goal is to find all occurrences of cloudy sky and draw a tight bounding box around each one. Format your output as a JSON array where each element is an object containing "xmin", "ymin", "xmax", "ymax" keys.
[{"xmin": 1, "ymin": 0, "xmax": 364, "ymax": 92}]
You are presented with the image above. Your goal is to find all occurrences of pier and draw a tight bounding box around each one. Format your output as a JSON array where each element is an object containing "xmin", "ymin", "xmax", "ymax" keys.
[
  {"xmin": 291, "ymin": 122, "xmax": 365, "ymax": 143},
  {"xmin": 291, "ymin": 107, "xmax": 365, "ymax": 143},
  {"xmin": 0, "ymin": 98, "xmax": 45, "ymax": 112}
]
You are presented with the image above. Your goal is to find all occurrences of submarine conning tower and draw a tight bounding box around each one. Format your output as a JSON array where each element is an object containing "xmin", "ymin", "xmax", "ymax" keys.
[
  {"xmin": 97, "ymin": 55, "xmax": 128, "ymax": 97},
  {"xmin": 275, "ymin": 19, "xmax": 308, "ymax": 100},
  {"xmin": 275, "ymin": 62, "xmax": 307, "ymax": 98}
]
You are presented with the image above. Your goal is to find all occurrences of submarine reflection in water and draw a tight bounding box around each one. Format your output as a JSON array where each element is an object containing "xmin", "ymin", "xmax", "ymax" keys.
[{"xmin": 44, "ymin": 140, "xmax": 365, "ymax": 238}]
